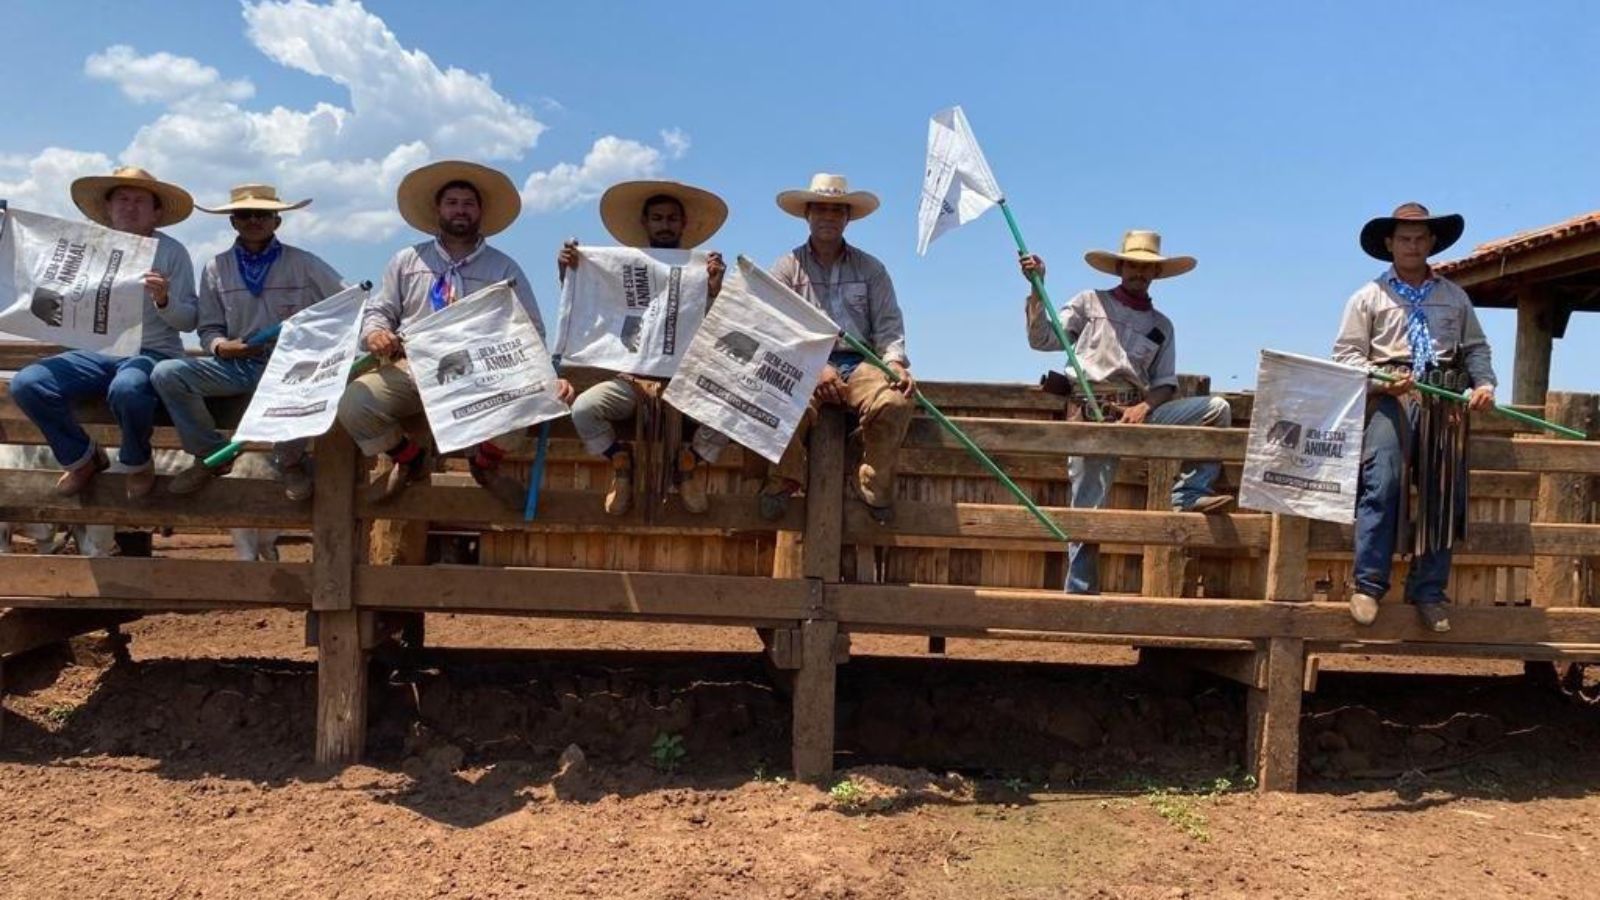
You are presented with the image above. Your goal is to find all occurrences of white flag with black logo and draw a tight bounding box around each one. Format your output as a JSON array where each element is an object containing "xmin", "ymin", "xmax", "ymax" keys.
[
  {"xmin": 916, "ymin": 105, "xmax": 1005, "ymax": 256},
  {"xmin": 1240, "ymin": 349, "xmax": 1368, "ymax": 523},
  {"xmin": 0, "ymin": 206, "xmax": 156, "ymax": 355},
  {"xmin": 232, "ymin": 283, "xmax": 369, "ymax": 444},
  {"xmin": 554, "ymin": 246, "xmax": 709, "ymax": 377},
  {"xmin": 407, "ymin": 281, "xmax": 568, "ymax": 454},
  {"xmin": 663, "ymin": 256, "xmax": 838, "ymax": 463}
]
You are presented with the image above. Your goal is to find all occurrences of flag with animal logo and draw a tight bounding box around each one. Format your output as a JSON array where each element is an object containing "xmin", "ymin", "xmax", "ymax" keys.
[
  {"xmin": 232, "ymin": 283, "xmax": 370, "ymax": 444},
  {"xmin": 663, "ymin": 256, "xmax": 838, "ymax": 463},
  {"xmin": 0, "ymin": 206, "xmax": 156, "ymax": 354},
  {"xmin": 1240, "ymin": 349, "xmax": 1369, "ymax": 523},
  {"xmin": 553, "ymin": 246, "xmax": 710, "ymax": 377}
]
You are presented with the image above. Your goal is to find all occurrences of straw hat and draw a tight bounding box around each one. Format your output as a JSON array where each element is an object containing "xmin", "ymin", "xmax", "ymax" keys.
[
  {"xmin": 1359, "ymin": 202, "xmax": 1464, "ymax": 262},
  {"xmin": 1084, "ymin": 230, "xmax": 1196, "ymax": 279},
  {"xmin": 599, "ymin": 180, "xmax": 727, "ymax": 249},
  {"xmin": 776, "ymin": 173, "xmax": 879, "ymax": 220},
  {"xmin": 198, "ymin": 183, "xmax": 311, "ymax": 215},
  {"xmin": 70, "ymin": 166, "xmax": 193, "ymax": 228},
  {"xmin": 396, "ymin": 160, "xmax": 521, "ymax": 237}
]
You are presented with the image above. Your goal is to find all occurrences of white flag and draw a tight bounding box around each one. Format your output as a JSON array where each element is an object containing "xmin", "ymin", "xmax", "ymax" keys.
[
  {"xmin": 0, "ymin": 206, "xmax": 155, "ymax": 354},
  {"xmin": 1239, "ymin": 350, "xmax": 1369, "ymax": 524},
  {"xmin": 916, "ymin": 106, "xmax": 1005, "ymax": 256},
  {"xmin": 554, "ymin": 246, "xmax": 709, "ymax": 377},
  {"xmin": 406, "ymin": 281, "xmax": 568, "ymax": 455},
  {"xmin": 663, "ymin": 256, "xmax": 839, "ymax": 464},
  {"xmin": 232, "ymin": 283, "xmax": 369, "ymax": 444}
]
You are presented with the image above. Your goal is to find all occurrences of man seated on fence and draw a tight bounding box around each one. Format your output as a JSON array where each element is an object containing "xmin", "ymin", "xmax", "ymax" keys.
[
  {"xmin": 557, "ymin": 180, "xmax": 731, "ymax": 515},
  {"xmin": 760, "ymin": 173, "xmax": 915, "ymax": 524},
  {"xmin": 152, "ymin": 184, "xmax": 345, "ymax": 500},
  {"xmin": 1334, "ymin": 203, "xmax": 1497, "ymax": 634},
  {"xmin": 336, "ymin": 160, "xmax": 575, "ymax": 506},
  {"xmin": 1020, "ymin": 230, "xmax": 1233, "ymax": 595},
  {"xmin": 10, "ymin": 167, "xmax": 198, "ymax": 499}
]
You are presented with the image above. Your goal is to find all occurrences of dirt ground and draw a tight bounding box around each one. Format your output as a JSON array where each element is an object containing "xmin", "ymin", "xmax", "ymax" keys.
[{"xmin": 3, "ymin": 534, "xmax": 1600, "ymax": 899}]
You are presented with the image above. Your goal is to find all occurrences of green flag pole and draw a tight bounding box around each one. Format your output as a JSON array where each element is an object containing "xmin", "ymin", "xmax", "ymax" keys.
[
  {"xmin": 996, "ymin": 199, "xmax": 1104, "ymax": 423},
  {"xmin": 201, "ymin": 352, "xmax": 379, "ymax": 469},
  {"xmin": 836, "ymin": 331, "xmax": 1069, "ymax": 545},
  {"xmin": 1367, "ymin": 370, "xmax": 1587, "ymax": 439}
]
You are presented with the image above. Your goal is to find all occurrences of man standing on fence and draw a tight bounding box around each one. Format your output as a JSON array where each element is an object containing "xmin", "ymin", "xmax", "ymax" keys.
[
  {"xmin": 10, "ymin": 167, "xmax": 198, "ymax": 499},
  {"xmin": 760, "ymin": 173, "xmax": 915, "ymax": 524},
  {"xmin": 336, "ymin": 160, "xmax": 574, "ymax": 506},
  {"xmin": 1334, "ymin": 203, "xmax": 1497, "ymax": 633},
  {"xmin": 1021, "ymin": 231, "xmax": 1234, "ymax": 595},
  {"xmin": 154, "ymin": 184, "xmax": 345, "ymax": 500},
  {"xmin": 556, "ymin": 180, "xmax": 730, "ymax": 515}
]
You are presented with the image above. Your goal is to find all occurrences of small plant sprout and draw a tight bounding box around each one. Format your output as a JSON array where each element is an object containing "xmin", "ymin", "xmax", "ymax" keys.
[{"xmin": 650, "ymin": 732, "xmax": 686, "ymax": 774}]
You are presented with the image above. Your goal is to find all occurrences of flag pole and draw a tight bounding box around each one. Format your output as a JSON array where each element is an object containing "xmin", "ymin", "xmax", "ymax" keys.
[
  {"xmin": 523, "ymin": 355, "xmax": 562, "ymax": 521},
  {"xmin": 836, "ymin": 331, "xmax": 1070, "ymax": 545},
  {"xmin": 996, "ymin": 199, "xmax": 1104, "ymax": 422},
  {"xmin": 1367, "ymin": 370, "xmax": 1587, "ymax": 439}
]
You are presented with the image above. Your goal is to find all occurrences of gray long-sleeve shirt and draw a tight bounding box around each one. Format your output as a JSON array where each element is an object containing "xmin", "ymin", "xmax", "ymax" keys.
[
  {"xmin": 198, "ymin": 243, "xmax": 344, "ymax": 352},
  {"xmin": 769, "ymin": 241, "xmax": 908, "ymax": 366},
  {"xmin": 359, "ymin": 240, "xmax": 543, "ymax": 349},
  {"xmin": 1026, "ymin": 289, "xmax": 1177, "ymax": 394},
  {"xmin": 1332, "ymin": 268, "xmax": 1497, "ymax": 388},
  {"xmin": 140, "ymin": 231, "xmax": 198, "ymax": 359}
]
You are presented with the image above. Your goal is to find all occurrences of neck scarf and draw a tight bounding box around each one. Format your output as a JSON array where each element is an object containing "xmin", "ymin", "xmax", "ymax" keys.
[
  {"xmin": 233, "ymin": 239, "xmax": 283, "ymax": 298},
  {"xmin": 1111, "ymin": 285, "xmax": 1153, "ymax": 312},
  {"xmin": 429, "ymin": 238, "xmax": 487, "ymax": 311},
  {"xmin": 1387, "ymin": 271, "xmax": 1439, "ymax": 370}
]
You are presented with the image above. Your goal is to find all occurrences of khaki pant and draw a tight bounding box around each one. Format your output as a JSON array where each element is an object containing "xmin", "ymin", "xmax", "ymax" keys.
[
  {"xmin": 769, "ymin": 363, "xmax": 914, "ymax": 503},
  {"xmin": 336, "ymin": 359, "xmax": 426, "ymax": 456}
]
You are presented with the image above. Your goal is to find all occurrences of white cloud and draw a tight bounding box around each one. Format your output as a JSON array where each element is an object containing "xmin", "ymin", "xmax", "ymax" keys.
[
  {"xmin": 660, "ymin": 128, "xmax": 691, "ymax": 160},
  {"xmin": 520, "ymin": 136, "xmax": 666, "ymax": 214},
  {"xmin": 85, "ymin": 45, "xmax": 254, "ymax": 106},
  {"xmin": 0, "ymin": 147, "xmax": 115, "ymax": 217}
]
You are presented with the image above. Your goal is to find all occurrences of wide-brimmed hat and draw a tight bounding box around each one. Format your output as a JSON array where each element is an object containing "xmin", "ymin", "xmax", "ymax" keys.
[
  {"xmin": 599, "ymin": 180, "xmax": 728, "ymax": 249},
  {"xmin": 1084, "ymin": 230, "xmax": 1196, "ymax": 279},
  {"xmin": 1359, "ymin": 202, "xmax": 1465, "ymax": 261},
  {"xmin": 198, "ymin": 183, "xmax": 311, "ymax": 215},
  {"xmin": 397, "ymin": 160, "xmax": 521, "ymax": 237},
  {"xmin": 70, "ymin": 166, "xmax": 193, "ymax": 228},
  {"xmin": 776, "ymin": 173, "xmax": 879, "ymax": 220}
]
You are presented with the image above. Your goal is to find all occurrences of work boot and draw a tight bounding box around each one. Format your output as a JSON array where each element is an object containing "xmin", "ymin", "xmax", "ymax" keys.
[
  {"xmin": 281, "ymin": 461, "xmax": 314, "ymax": 502},
  {"xmin": 468, "ymin": 442, "xmax": 525, "ymax": 511},
  {"xmin": 1176, "ymin": 494, "xmax": 1235, "ymax": 514},
  {"xmin": 370, "ymin": 445, "xmax": 432, "ymax": 504},
  {"xmin": 604, "ymin": 449, "xmax": 634, "ymax": 516},
  {"xmin": 1416, "ymin": 601, "xmax": 1451, "ymax": 634},
  {"xmin": 853, "ymin": 462, "xmax": 895, "ymax": 525},
  {"xmin": 168, "ymin": 457, "xmax": 230, "ymax": 495},
  {"xmin": 55, "ymin": 448, "xmax": 108, "ymax": 497},
  {"xmin": 1349, "ymin": 592, "xmax": 1379, "ymax": 626},
  {"xmin": 758, "ymin": 475, "xmax": 798, "ymax": 522},
  {"xmin": 125, "ymin": 463, "xmax": 157, "ymax": 500},
  {"xmin": 676, "ymin": 448, "xmax": 709, "ymax": 514}
]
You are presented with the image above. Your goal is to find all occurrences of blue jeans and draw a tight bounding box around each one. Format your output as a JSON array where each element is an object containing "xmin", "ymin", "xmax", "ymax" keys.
[
  {"xmin": 151, "ymin": 356, "xmax": 267, "ymax": 458},
  {"xmin": 1065, "ymin": 395, "xmax": 1232, "ymax": 594},
  {"xmin": 9, "ymin": 349, "xmax": 169, "ymax": 469},
  {"xmin": 1353, "ymin": 395, "xmax": 1454, "ymax": 604}
]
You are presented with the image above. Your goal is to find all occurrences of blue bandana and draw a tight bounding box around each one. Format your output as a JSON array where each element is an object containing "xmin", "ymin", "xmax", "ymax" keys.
[
  {"xmin": 233, "ymin": 239, "xmax": 283, "ymax": 298},
  {"xmin": 1387, "ymin": 273, "xmax": 1439, "ymax": 371},
  {"xmin": 428, "ymin": 238, "xmax": 486, "ymax": 311}
]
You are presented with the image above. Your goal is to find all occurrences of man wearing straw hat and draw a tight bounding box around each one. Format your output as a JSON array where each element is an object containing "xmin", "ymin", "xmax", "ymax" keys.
[
  {"xmin": 556, "ymin": 180, "xmax": 731, "ymax": 515},
  {"xmin": 336, "ymin": 159, "xmax": 573, "ymax": 506},
  {"xmin": 152, "ymin": 184, "xmax": 345, "ymax": 499},
  {"xmin": 760, "ymin": 173, "xmax": 915, "ymax": 523},
  {"xmin": 1335, "ymin": 202, "xmax": 1497, "ymax": 634},
  {"xmin": 1019, "ymin": 230, "xmax": 1234, "ymax": 595},
  {"xmin": 9, "ymin": 166, "xmax": 198, "ymax": 499}
]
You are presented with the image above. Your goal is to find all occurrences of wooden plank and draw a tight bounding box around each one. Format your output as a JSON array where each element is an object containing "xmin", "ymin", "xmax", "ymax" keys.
[
  {"xmin": 1307, "ymin": 519, "xmax": 1600, "ymax": 557},
  {"xmin": 1266, "ymin": 514, "xmax": 1310, "ymax": 602},
  {"xmin": 358, "ymin": 481, "xmax": 804, "ymax": 533},
  {"xmin": 905, "ymin": 417, "xmax": 1247, "ymax": 461},
  {"xmin": 1530, "ymin": 392, "xmax": 1599, "ymax": 607},
  {"xmin": 846, "ymin": 502, "xmax": 1272, "ymax": 550},
  {"xmin": 1141, "ymin": 459, "xmax": 1186, "ymax": 598},
  {"xmin": 1513, "ymin": 287, "xmax": 1555, "ymax": 405},
  {"xmin": 314, "ymin": 608, "xmax": 369, "ymax": 766},
  {"xmin": 0, "ymin": 419, "xmax": 194, "ymax": 450},
  {"xmin": 1247, "ymin": 637, "xmax": 1304, "ymax": 792},
  {"xmin": 0, "ymin": 609, "xmax": 139, "ymax": 656},
  {"xmin": 803, "ymin": 408, "xmax": 846, "ymax": 583},
  {"xmin": 914, "ymin": 381, "xmax": 1065, "ymax": 413},
  {"xmin": 1443, "ymin": 231, "xmax": 1600, "ymax": 295},
  {"xmin": 0, "ymin": 556, "xmax": 311, "ymax": 605},
  {"xmin": 311, "ymin": 427, "xmax": 360, "ymax": 612},
  {"xmin": 792, "ymin": 617, "xmax": 838, "ymax": 782},
  {"xmin": 0, "ymin": 469, "xmax": 310, "ymax": 529},
  {"xmin": 356, "ymin": 565, "xmax": 818, "ymax": 621},
  {"xmin": 1310, "ymin": 640, "xmax": 1600, "ymax": 662},
  {"xmin": 1469, "ymin": 436, "xmax": 1600, "ymax": 475},
  {"xmin": 825, "ymin": 583, "xmax": 1600, "ymax": 644}
]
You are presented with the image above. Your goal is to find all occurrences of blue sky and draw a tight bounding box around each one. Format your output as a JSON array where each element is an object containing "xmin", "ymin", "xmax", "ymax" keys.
[{"xmin": 3, "ymin": 1, "xmax": 1597, "ymax": 394}]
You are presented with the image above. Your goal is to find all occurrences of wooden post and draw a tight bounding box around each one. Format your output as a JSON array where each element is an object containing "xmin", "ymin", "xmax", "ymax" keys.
[
  {"xmin": 369, "ymin": 517, "xmax": 429, "ymax": 650},
  {"xmin": 1247, "ymin": 637, "xmax": 1305, "ymax": 792},
  {"xmin": 1530, "ymin": 392, "xmax": 1599, "ymax": 608},
  {"xmin": 1142, "ymin": 459, "xmax": 1185, "ymax": 597},
  {"xmin": 1513, "ymin": 286, "xmax": 1554, "ymax": 406},
  {"xmin": 792, "ymin": 617, "xmax": 839, "ymax": 782},
  {"xmin": 801, "ymin": 408, "xmax": 847, "ymax": 581},
  {"xmin": 792, "ymin": 407, "xmax": 846, "ymax": 781},
  {"xmin": 311, "ymin": 426, "xmax": 368, "ymax": 765},
  {"xmin": 1265, "ymin": 514, "xmax": 1310, "ymax": 602}
]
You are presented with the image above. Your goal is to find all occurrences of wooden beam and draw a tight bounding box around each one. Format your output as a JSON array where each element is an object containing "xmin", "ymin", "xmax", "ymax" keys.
[
  {"xmin": 1142, "ymin": 459, "xmax": 1186, "ymax": 597},
  {"xmin": 845, "ymin": 502, "xmax": 1272, "ymax": 550},
  {"xmin": 1307, "ymin": 519, "xmax": 1600, "ymax": 557},
  {"xmin": 314, "ymin": 608, "xmax": 369, "ymax": 766},
  {"xmin": 1247, "ymin": 637, "xmax": 1305, "ymax": 792},
  {"xmin": 905, "ymin": 417, "xmax": 1247, "ymax": 461},
  {"xmin": 311, "ymin": 427, "xmax": 360, "ymax": 612},
  {"xmin": 1310, "ymin": 640, "xmax": 1600, "ymax": 662},
  {"xmin": 1469, "ymin": 436, "xmax": 1600, "ymax": 474},
  {"xmin": 1442, "ymin": 231, "xmax": 1600, "ymax": 293},
  {"xmin": 355, "ymin": 565, "xmax": 819, "ymax": 621},
  {"xmin": 0, "ymin": 556, "xmax": 311, "ymax": 605},
  {"xmin": 356, "ymin": 482, "xmax": 805, "ymax": 533},
  {"xmin": 803, "ymin": 408, "xmax": 847, "ymax": 583},
  {"xmin": 0, "ymin": 609, "xmax": 140, "ymax": 656},
  {"xmin": 1530, "ymin": 392, "xmax": 1599, "ymax": 607},
  {"xmin": 1514, "ymin": 286, "xmax": 1555, "ymax": 405},
  {"xmin": 792, "ymin": 618, "xmax": 838, "ymax": 782},
  {"xmin": 1266, "ymin": 515, "xmax": 1310, "ymax": 602},
  {"xmin": 0, "ymin": 469, "xmax": 310, "ymax": 529}
]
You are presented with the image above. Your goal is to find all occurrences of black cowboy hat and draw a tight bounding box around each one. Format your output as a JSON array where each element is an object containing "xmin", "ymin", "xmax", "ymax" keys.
[{"xmin": 1359, "ymin": 202, "xmax": 1465, "ymax": 262}]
